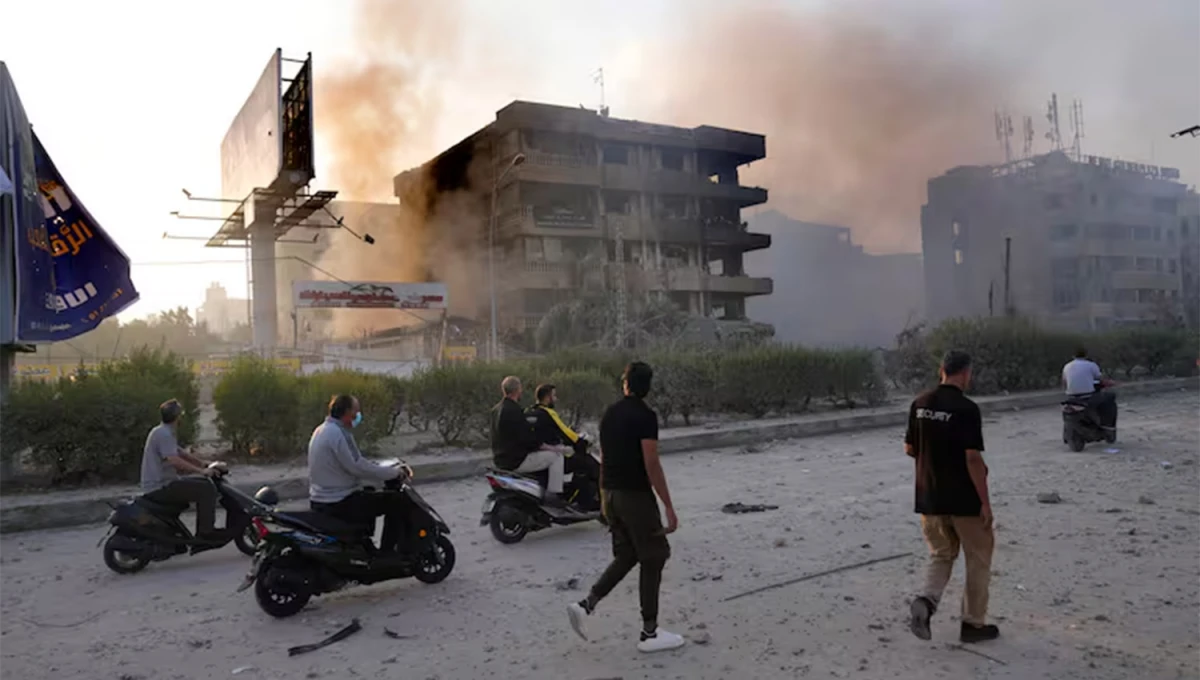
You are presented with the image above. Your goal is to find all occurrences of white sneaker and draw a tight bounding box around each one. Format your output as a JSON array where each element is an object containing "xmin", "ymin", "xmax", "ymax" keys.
[
  {"xmin": 567, "ymin": 602, "xmax": 589, "ymax": 641},
  {"xmin": 637, "ymin": 628, "xmax": 686, "ymax": 653}
]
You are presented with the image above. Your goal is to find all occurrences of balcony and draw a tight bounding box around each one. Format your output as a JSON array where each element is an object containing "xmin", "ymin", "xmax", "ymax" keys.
[
  {"xmin": 599, "ymin": 165, "xmax": 767, "ymax": 207},
  {"xmin": 497, "ymin": 205, "xmax": 600, "ymax": 236},
  {"xmin": 1111, "ymin": 270, "xmax": 1181, "ymax": 290},
  {"xmin": 637, "ymin": 266, "xmax": 772, "ymax": 296},
  {"xmin": 506, "ymin": 152, "xmax": 599, "ymax": 187}
]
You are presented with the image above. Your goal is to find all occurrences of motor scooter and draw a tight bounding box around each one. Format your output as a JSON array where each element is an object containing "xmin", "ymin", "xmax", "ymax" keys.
[
  {"xmin": 481, "ymin": 436, "xmax": 604, "ymax": 544},
  {"xmin": 238, "ymin": 460, "xmax": 455, "ymax": 618},
  {"xmin": 99, "ymin": 462, "xmax": 262, "ymax": 574},
  {"xmin": 1062, "ymin": 382, "xmax": 1117, "ymax": 452}
]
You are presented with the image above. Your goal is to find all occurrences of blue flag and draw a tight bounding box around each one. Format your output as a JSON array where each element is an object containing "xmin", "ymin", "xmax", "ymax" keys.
[{"xmin": 13, "ymin": 132, "xmax": 139, "ymax": 342}]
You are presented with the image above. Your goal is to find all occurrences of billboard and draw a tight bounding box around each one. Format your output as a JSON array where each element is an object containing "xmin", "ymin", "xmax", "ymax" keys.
[
  {"xmin": 293, "ymin": 281, "xmax": 448, "ymax": 310},
  {"xmin": 221, "ymin": 49, "xmax": 283, "ymax": 202},
  {"xmin": 10, "ymin": 131, "xmax": 139, "ymax": 343}
]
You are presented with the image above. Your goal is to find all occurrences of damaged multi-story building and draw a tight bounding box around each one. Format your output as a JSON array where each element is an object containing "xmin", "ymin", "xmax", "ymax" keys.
[
  {"xmin": 922, "ymin": 151, "xmax": 1194, "ymax": 330},
  {"xmin": 393, "ymin": 101, "xmax": 773, "ymax": 341}
]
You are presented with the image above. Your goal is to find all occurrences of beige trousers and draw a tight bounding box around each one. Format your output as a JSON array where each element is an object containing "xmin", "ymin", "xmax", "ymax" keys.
[{"xmin": 919, "ymin": 514, "xmax": 994, "ymax": 625}]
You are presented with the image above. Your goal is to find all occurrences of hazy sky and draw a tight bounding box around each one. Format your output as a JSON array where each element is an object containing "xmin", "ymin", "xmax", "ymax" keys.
[{"xmin": 4, "ymin": 0, "xmax": 1197, "ymax": 321}]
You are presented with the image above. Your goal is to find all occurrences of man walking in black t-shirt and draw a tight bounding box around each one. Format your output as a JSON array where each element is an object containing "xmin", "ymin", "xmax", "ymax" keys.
[
  {"xmin": 566, "ymin": 362, "xmax": 686, "ymax": 653},
  {"xmin": 906, "ymin": 351, "xmax": 1000, "ymax": 644}
]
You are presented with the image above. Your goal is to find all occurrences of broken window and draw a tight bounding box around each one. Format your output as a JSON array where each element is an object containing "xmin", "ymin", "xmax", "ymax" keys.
[
  {"xmin": 660, "ymin": 147, "xmax": 685, "ymax": 171},
  {"xmin": 602, "ymin": 143, "xmax": 630, "ymax": 165},
  {"xmin": 660, "ymin": 195, "xmax": 688, "ymax": 219},
  {"xmin": 603, "ymin": 190, "xmax": 633, "ymax": 214}
]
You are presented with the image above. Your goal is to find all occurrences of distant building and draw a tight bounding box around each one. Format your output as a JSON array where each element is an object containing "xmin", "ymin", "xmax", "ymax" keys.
[
  {"xmin": 922, "ymin": 151, "xmax": 1192, "ymax": 330},
  {"xmin": 745, "ymin": 211, "xmax": 924, "ymax": 347},
  {"xmin": 393, "ymin": 100, "xmax": 773, "ymax": 335},
  {"xmin": 1180, "ymin": 192, "xmax": 1200, "ymax": 329},
  {"xmin": 195, "ymin": 283, "xmax": 248, "ymax": 337}
]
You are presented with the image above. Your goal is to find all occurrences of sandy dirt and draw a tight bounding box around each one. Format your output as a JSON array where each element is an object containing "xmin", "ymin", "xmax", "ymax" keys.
[{"xmin": 1, "ymin": 389, "xmax": 1196, "ymax": 680}]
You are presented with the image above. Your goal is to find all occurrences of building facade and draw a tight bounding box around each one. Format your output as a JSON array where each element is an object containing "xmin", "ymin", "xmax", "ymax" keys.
[
  {"xmin": 746, "ymin": 210, "xmax": 924, "ymax": 347},
  {"xmin": 922, "ymin": 151, "xmax": 1192, "ymax": 330},
  {"xmin": 1180, "ymin": 192, "xmax": 1200, "ymax": 329},
  {"xmin": 393, "ymin": 101, "xmax": 773, "ymax": 334},
  {"xmin": 195, "ymin": 282, "xmax": 248, "ymax": 338}
]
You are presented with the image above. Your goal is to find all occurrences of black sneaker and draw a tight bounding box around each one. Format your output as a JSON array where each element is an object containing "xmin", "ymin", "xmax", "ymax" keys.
[
  {"xmin": 960, "ymin": 622, "xmax": 1000, "ymax": 643},
  {"xmin": 909, "ymin": 597, "xmax": 934, "ymax": 640}
]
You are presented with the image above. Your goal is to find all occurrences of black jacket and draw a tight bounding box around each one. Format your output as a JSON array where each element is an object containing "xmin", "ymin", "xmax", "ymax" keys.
[{"xmin": 490, "ymin": 398, "xmax": 540, "ymax": 470}]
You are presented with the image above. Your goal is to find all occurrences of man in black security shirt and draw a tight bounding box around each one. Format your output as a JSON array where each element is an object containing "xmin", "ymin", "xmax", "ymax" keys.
[
  {"xmin": 490, "ymin": 375, "xmax": 569, "ymax": 507},
  {"xmin": 527, "ymin": 384, "xmax": 600, "ymax": 510},
  {"xmin": 566, "ymin": 362, "xmax": 685, "ymax": 654},
  {"xmin": 905, "ymin": 350, "xmax": 999, "ymax": 644}
]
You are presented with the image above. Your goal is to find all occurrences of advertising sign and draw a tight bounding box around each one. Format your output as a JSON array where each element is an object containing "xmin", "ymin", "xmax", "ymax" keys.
[
  {"xmin": 12, "ymin": 132, "xmax": 138, "ymax": 343},
  {"xmin": 293, "ymin": 281, "xmax": 448, "ymax": 310},
  {"xmin": 221, "ymin": 49, "xmax": 283, "ymax": 202}
]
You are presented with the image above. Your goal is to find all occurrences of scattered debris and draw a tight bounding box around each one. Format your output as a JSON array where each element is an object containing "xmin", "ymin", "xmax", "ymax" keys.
[
  {"xmin": 947, "ymin": 643, "xmax": 1008, "ymax": 665},
  {"xmin": 773, "ymin": 538, "xmax": 789, "ymax": 548},
  {"xmin": 1160, "ymin": 461, "xmax": 1174, "ymax": 470},
  {"xmin": 1104, "ymin": 448, "xmax": 1121, "ymax": 454},
  {"xmin": 22, "ymin": 611, "xmax": 104, "ymax": 629},
  {"xmin": 867, "ymin": 623, "xmax": 886, "ymax": 631},
  {"xmin": 232, "ymin": 668, "xmax": 257, "ymax": 676},
  {"xmin": 555, "ymin": 577, "xmax": 580, "ymax": 591},
  {"xmin": 722, "ymin": 502, "xmax": 780, "ymax": 514},
  {"xmin": 690, "ymin": 631, "xmax": 712, "ymax": 645},
  {"xmin": 383, "ymin": 628, "xmax": 414, "ymax": 640},
  {"xmin": 723, "ymin": 552, "xmax": 913, "ymax": 602},
  {"xmin": 287, "ymin": 619, "xmax": 363, "ymax": 657},
  {"xmin": 1138, "ymin": 496, "xmax": 1156, "ymax": 505},
  {"xmin": 1103, "ymin": 508, "xmax": 1124, "ymax": 514},
  {"xmin": 1094, "ymin": 614, "xmax": 1110, "ymax": 622},
  {"xmin": 1037, "ymin": 492, "xmax": 1063, "ymax": 504}
]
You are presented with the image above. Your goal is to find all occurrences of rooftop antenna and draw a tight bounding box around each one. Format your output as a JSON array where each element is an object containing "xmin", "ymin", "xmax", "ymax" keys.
[
  {"xmin": 1069, "ymin": 99, "xmax": 1085, "ymax": 161},
  {"xmin": 1045, "ymin": 93, "xmax": 1063, "ymax": 152},
  {"xmin": 593, "ymin": 68, "xmax": 609, "ymax": 118},
  {"xmin": 994, "ymin": 109, "xmax": 1014, "ymax": 163},
  {"xmin": 1022, "ymin": 115, "xmax": 1034, "ymax": 159}
]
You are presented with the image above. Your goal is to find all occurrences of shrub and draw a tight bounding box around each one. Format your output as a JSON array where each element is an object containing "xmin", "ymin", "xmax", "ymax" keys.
[
  {"xmin": 301, "ymin": 370, "xmax": 395, "ymax": 451},
  {"xmin": 650, "ymin": 352, "xmax": 717, "ymax": 426},
  {"xmin": 1, "ymin": 349, "xmax": 198, "ymax": 486},
  {"xmin": 538, "ymin": 370, "xmax": 620, "ymax": 429},
  {"xmin": 212, "ymin": 356, "xmax": 304, "ymax": 460}
]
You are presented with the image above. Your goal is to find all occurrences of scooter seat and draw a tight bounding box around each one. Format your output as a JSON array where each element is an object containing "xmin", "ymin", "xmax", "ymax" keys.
[
  {"xmin": 134, "ymin": 496, "xmax": 189, "ymax": 516},
  {"xmin": 272, "ymin": 510, "xmax": 370, "ymax": 540}
]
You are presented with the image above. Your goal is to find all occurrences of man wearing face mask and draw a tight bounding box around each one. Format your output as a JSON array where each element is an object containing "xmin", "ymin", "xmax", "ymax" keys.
[{"xmin": 308, "ymin": 394, "xmax": 408, "ymax": 554}]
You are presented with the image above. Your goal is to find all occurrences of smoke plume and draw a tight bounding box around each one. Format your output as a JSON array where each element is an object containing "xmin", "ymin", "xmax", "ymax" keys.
[
  {"xmin": 315, "ymin": 0, "xmax": 488, "ymax": 336},
  {"xmin": 627, "ymin": 0, "xmax": 1200, "ymax": 254}
]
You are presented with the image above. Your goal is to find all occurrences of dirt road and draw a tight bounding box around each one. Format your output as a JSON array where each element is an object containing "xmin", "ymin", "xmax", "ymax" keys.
[{"xmin": 2, "ymin": 389, "xmax": 1196, "ymax": 680}]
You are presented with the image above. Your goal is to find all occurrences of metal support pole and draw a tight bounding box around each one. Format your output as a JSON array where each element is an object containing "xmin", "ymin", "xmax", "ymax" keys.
[{"xmin": 488, "ymin": 184, "xmax": 498, "ymax": 362}]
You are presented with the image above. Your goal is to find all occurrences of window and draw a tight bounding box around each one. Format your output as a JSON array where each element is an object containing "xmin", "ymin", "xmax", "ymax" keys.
[
  {"xmin": 660, "ymin": 195, "xmax": 688, "ymax": 219},
  {"xmin": 1113, "ymin": 289, "xmax": 1136, "ymax": 303},
  {"xmin": 1049, "ymin": 224, "xmax": 1078, "ymax": 241},
  {"xmin": 1136, "ymin": 257, "xmax": 1156, "ymax": 271},
  {"xmin": 1154, "ymin": 227, "xmax": 1162, "ymax": 241},
  {"xmin": 524, "ymin": 237, "xmax": 544, "ymax": 262},
  {"xmin": 601, "ymin": 143, "xmax": 630, "ymax": 165},
  {"xmin": 660, "ymin": 148, "xmax": 685, "ymax": 171},
  {"xmin": 603, "ymin": 190, "xmax": 633, "ymax": 214},
  {"xmin": 544, "ymin": 237, "xmax": 563, "ymax": 263},
  {"xmin": 1153, "ymin": 197, "xmax": 1178, "ymax": 215},
  {"xmin": 1090, "ymin": 193, "xmax": 1098, "ymax": 206},
  {"xmin": 1044, "ymin": 193, "xmax": 1064, "ymax": 210},
  {"xmin": 1169, "ymin": 259, "xmax": 1177, "ymax": 274},
  {"xmin": 1133, "ymin": 226, "xmax": 1153, "ymax": 241},
  {"xmin": 951, "ymin": 220, "xmax": 961, "ymax": 238},
  {"xmin": 954, "ymin": 249, "xmax": 964, "ymax": 265}
]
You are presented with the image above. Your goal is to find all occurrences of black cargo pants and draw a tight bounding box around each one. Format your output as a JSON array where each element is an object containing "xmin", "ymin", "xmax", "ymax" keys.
[{"xmin": 588, "ymin": 489, "xmax": 671, "ymax": 630}]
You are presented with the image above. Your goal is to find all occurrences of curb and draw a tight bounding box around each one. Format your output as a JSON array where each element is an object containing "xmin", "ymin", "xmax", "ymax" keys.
[{"xmin": 2, "ymin": 377, "xmax": 1193, "ymax": 535}]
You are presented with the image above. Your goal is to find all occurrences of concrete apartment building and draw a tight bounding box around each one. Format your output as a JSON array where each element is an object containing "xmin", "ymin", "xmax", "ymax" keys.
[
  {"xmin": 922, "ymin": 151, "xmax": 1192, "ymax": 330},
  {"xmin": 393, "ymin": 101, "xmax": 773, "ymax": 334},
  {"xmin": 1180, "ymin": 192, "xmax": 1200, "ymax": 329},
  {"xmin": 746, "ymin": 210, "xmax": 924, "ymax": 347}
]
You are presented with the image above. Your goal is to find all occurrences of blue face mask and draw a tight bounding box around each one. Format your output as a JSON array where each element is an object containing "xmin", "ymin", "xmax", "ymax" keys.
[{"xmin": 352, "ymin": 412, "xmax": 363, "ymax": 428}]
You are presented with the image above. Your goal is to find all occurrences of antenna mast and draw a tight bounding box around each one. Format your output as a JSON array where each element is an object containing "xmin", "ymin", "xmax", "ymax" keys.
[
  {"xmin": 593, "ymin": 68, "xmax": 609, "ymax": 117},
  {"xmin": 994, "ymin": 109, "xmax": 1014, "ymax": 163},
  {"xmin": 1069, "ymin": 99, "xmax": 1085, "ymax": 161},
  {"xmin": 1022, "ymin": 115, "xmax": 1034, "ymax": 159},
  {"xmin": 1045, "ymin": 93, "xmax": 1063, "ymax": 152}
]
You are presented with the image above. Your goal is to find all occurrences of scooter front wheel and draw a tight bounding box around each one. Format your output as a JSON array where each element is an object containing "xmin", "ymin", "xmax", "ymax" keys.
[
  {"xmin": 1069, "ymin": 433, "xmax": 1086, "ymax": 452},
  {"xmin": 415, "ymin": 535, "xmax": 456, "ymax": 584},
  {"xmin": 489, "ymin": 503, "xmax": 529, "ymax": 544},
  {"xmin": 103, "ymin": 534, "xmax": 150, "ymax": 574}
]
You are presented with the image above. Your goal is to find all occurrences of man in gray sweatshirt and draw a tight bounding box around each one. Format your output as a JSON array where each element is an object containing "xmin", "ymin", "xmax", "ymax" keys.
[{"xmin": 308, "ymin": 394, "xmax": 406, "ymax": 553}]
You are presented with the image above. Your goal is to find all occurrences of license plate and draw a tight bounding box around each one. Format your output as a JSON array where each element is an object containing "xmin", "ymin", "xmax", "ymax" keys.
[
  {"xmin": 236, "ymin": 553, "xmax": 262, "ymax": 593},
  {"xmin": 481, "ymin": 498, "xmax": 495, "ymax": 515}
]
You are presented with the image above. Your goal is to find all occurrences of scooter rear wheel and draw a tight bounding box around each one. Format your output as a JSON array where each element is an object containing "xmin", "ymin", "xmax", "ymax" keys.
[
  {"xmin": 1069, "ymin": 433, "xmax": 1086, "ymax": 452},
  {"xmin": 489, "ymin": 504, "xmax": 529, "ymax": 544},
  {"xmin": 103, "ymin": 534, "xmax": 150, "ymax": 574},
  {"xmin": 255, "ymin": 566, "xmax": 311, "ymax": 618}
]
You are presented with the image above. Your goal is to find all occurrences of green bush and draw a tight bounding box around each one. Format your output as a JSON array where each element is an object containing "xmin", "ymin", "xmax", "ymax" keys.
[
  {"xmin": 211, "ymin": 356, "xmax": 304, "ymax": 460},
  {"xmin": 538, "ymin": 370, "xmax": 620, "ymax": 429},
  {"xmin": 1, "ymin": 349, "xmax": 198, "ymax": 486},
  {"xmin": 650, "ymin": 352, "xmax": 717, "ymax": 426},
  {"xmin": 301, "ymin": 370, "xmax": 396, "ymax": 451}
]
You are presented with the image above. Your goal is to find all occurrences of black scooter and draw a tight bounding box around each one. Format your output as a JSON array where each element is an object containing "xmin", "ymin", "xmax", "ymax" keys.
[
  {"xmin": 99, "ymin": 462, "xmax": 262, "ymax": 574},
  {"xmin": 1062, "ymin": 384, "xmax": 1117, "ymax": 452},
  {"xmin": 481, "ymin": 437, "xmax": 604, "ymax": 544},
  {"xmin": 239, "ymin": 461, "xmax": 455, "ymax": 618}
]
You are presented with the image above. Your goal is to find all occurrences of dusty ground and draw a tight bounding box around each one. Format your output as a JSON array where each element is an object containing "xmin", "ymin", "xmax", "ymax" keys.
[{"xmin": 1, "ymin": 389, "xmax": 1196, "ymax": 680}]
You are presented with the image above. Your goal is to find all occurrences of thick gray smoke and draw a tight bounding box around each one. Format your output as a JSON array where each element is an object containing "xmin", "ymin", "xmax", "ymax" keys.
[{"xmin": 628, "ymin": 0, "xmax": 1200, "ymax": 253}]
